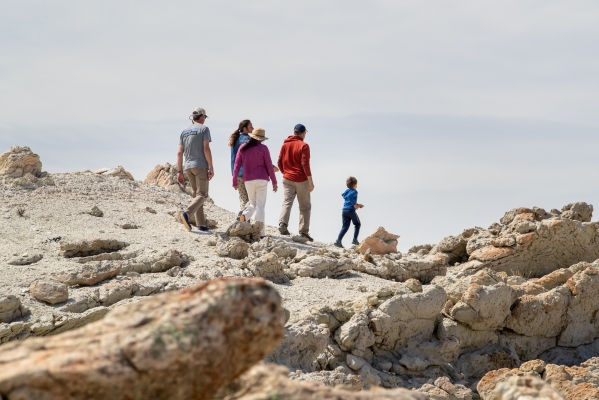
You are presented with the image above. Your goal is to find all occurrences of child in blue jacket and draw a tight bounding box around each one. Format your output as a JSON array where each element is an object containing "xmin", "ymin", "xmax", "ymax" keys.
[{"xmin": 334, "ymin": 176, "xmax": 364, "ymax": 248}]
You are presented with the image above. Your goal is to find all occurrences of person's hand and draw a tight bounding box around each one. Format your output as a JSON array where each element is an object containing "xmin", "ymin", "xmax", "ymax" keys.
[
  {"xmin": 233, "ymin": 186, "xmax": 238, "ymax": 191},
  {"xmin": 273, "ymin": 184, "xmax": 278, "ymax": 193},
  {"xmin": 208, "ymin": 169, "xmax": 214, "ymax": 180},
  {"xmin": 177, "ymin": 171, "xmax": 185, "ymax": 185},
  {"xmin": 273, "ymin": 166, "xmax": 280, "ymax": 172},
  {"xmin": 308, "ymin": 183, "xmax": 314, "ymax": 192}
]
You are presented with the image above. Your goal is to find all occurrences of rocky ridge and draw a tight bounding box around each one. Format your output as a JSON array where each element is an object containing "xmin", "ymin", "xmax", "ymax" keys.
[{"xmin": 2, "ymin": 145, "xmax": 599, "ymax": 399}]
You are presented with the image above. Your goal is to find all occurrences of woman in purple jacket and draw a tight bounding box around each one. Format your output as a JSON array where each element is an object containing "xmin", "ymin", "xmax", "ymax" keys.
[{"xmin": 232, "ymin": 127, "xmax": 278, "ymax": 237}]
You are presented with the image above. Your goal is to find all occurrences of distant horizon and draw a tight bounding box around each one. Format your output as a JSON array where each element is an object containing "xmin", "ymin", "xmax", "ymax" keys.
[{"xmin": 2, "ymin": 1, "xmax": 598, "ymax": 251}]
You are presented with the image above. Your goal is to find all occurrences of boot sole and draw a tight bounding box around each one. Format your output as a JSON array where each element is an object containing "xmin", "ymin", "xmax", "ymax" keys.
[{"xmin": 180, "ymin": 213, "xmax": 191, "ymax": 231}]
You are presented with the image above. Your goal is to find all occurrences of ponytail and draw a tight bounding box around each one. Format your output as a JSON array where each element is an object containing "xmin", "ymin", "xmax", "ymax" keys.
[{"xmin": 228, "ymin": 119, "xmax": 252, "ymax": 147}]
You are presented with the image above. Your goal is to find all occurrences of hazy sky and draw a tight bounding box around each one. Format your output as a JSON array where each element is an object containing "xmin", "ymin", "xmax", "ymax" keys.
[{"xmin": 1, "ymin": 1, "xmax": 599, "ymax": 250}]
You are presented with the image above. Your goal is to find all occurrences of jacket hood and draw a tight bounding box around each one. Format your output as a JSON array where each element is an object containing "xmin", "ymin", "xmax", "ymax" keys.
[
  {"xmin": 342, "ymin": 188, "xmax": 355, "ymax": 199},
  {"xmin": 283, "ymin": 135, "xmax": 304, "ymax": 144}
]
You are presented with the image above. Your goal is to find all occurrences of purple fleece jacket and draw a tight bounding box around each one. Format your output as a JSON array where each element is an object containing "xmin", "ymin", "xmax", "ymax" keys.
[{"xmin": 232, "ymin": 142, "xmax": 277, "ymax": 186}]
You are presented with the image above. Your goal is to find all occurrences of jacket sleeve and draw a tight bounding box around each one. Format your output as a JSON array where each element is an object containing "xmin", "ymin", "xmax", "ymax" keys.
[
  {"xmin": 301, "ymin": 143, "xmax": 312, "ymax": 177},
  {"xmin": 349, "ymin": 191, "xmax": 358, "ymax": 206},
  {"xmin": 232, "ymin": 146, "xmax": 244, "ymax": 187},
  {"xmin": 264, "ymin": 147, "xmax": 277, "ymax": 186}
]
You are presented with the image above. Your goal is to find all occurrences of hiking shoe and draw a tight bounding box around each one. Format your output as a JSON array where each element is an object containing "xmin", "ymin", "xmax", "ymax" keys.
[
  {"xmin": 198, "ymin": 226, "xmax": 210, "ymax": 232},
  {"xmin": 301, "ymin": 232, "xmax": 314, "ymax": 242},
  {"xmin": 333, "ymin": 241, "xmax": 344, "ymax": 248},
  {"xmin": 278, "ymin": 223, "xmax": 290, "ymax": 235},
  {"xmin": 180, "ymin": 212, "xmax": 191, "ymax": 231},
  {"xmin": 352, "ymin": 239, "xmax": 360, "ymax": 246}
]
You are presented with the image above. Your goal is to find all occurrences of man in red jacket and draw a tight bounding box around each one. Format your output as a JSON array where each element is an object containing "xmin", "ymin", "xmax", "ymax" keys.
[{"xmin": 277, "ymin": 124, "xmax": 314, "ymax": 241}]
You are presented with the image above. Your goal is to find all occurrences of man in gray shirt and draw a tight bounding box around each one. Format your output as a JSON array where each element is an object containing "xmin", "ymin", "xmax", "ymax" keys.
[{"xmin": 178, "ymin": 107, "xmax": 214, "ymax": 232}]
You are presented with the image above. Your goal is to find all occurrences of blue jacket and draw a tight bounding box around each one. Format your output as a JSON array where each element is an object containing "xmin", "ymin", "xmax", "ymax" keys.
[
  {"xmin": 342, "ymin": 188, "xmax": 358, "ymax": 210},
  {"xmin": 231, "ymin": 134, "xmax": 250, "ymax": 177}
]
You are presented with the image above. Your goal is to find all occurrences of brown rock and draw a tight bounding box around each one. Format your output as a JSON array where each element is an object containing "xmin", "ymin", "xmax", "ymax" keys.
[
  {"xmin": 94, "ymin": 166, "xmax": 134, "ymax": 180},
  {"xmin": 59, "ymin": 238, "xmax": 128, "ymax": 258},
  {"xmin": 491, "ymin": 375, "xmax": 565, "ymax": 400},
  {"xmin": 477, "ymin": 368, "xmax": 528, "ymax": 400},
  {"xmin": 145, "ymin": 162, "xmax": 185, "ymax": 187},
  {"xmin": 470, "ymin": 246, "xmax": 515, "ymax": 262},
  {"xmin": 358, "ymin": 227, "xmax": 400, "ymax": 255},
  {"xmin": 53, "ymin": 261, "xmax": 121, "ymax": 286},
  {"xmin": 0, "ymin": 146, "xmax": 42, "ymax": 178},
  {"xmin": 0, "ymin": 295, "xmax": 26, "ymax": 323},
  {"xmin": 0, "ymin": 278, "xmax": 285, "ymax": 400},
  {"xmin": 29, "ymin": 280, "xmax": 69, "ymax": 305},
  {"xmin": 216, "ymin": 362, "xmax": 427, "ymax": 400},
  {"xmin": 543, "ymin": 364, "xmax": 599, "ymax": 400}
]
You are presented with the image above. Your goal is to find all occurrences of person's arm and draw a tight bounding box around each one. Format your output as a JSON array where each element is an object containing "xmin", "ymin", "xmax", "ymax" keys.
[
  {"xmin": 177, "ymin": 144, "xmax": 185, "ymax": 185},
  {"xmin": 301, "ymin": 144, "xmax": 314, "ymax": 192},
  {"xmin": 204, "ymin": 141, "xmax": 214, "ymax": 180},
  {"xmin": 232, "ymin": 147, "xmax": 243, "ymax": 189},
  {"xmin": 264, "ymin": 147, "xmax": 278, "ymax": 192},
  {"xmin": 277, "ymin": 146, "xmax": 285, "ymax": 175}
]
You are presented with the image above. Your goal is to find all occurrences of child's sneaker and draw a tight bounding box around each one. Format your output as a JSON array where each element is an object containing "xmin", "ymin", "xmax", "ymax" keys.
[
  {"xmin": 352, "ymin": 239, "xmax": 360, "ymax": 246},
  {"xmin": 333, "ymin": 241, "xmax": 344, "ymax": 248}
]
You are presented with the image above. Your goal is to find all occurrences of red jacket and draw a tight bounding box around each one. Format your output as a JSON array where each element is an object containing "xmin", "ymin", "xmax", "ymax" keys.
[{"xmin": 277, "ymin": 135, "xmax": 312, "ymax": 182}]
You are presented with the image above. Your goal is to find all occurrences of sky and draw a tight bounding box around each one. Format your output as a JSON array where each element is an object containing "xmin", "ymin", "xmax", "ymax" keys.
[{"xmin": 1, "ymin": 1, "xmax": 599, "ymax": 250}]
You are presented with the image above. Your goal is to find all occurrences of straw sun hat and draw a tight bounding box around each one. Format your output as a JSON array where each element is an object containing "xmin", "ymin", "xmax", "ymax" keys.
[{"xmin": 249, "ymin": 127, "xmax": 268, "ymax": 141}]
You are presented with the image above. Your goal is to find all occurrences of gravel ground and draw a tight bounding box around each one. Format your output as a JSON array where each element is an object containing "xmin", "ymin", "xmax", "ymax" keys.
[{"xmin": 0, "ymin": 171, "xmax": 392, "ymax": 336}]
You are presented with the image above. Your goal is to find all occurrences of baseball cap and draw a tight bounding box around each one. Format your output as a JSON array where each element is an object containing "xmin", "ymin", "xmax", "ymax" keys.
[
  {"xmin": 191, "ymin": 107, "xmax": 208, "ymax": 118},
  {"xmin": 294, "ymin": 124, "xmax": 306, "ymax": 133}
]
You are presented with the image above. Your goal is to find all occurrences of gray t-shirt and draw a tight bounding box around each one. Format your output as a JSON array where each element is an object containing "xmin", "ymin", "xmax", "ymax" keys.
[{"xmin": 179, "ymin": 123, "xmax": 212, "ymax": 170}]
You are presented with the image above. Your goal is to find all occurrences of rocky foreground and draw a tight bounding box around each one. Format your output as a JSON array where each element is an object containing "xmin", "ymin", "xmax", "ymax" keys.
[{"xmin": 2, "ymin": 145, "xmax": 599, "ymax": 399}]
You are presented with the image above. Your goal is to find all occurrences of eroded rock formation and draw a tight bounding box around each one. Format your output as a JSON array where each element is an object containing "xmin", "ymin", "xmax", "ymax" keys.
[{"xmin": 0, "ymin": 278, "xmax": 286, "ymax": 400}]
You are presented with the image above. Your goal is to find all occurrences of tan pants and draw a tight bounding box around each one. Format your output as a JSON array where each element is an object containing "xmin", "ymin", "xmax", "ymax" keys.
[
  {"xmin": 237, "ymin": 177, "xmax": 249, "ymax": 212},
  {"xmin": 185, "ymin": 168, "xmax": 209, "ymax": 227},
  {"xmin": 279, "ymin": 178, "xmax": 311, "ymax": 234}
]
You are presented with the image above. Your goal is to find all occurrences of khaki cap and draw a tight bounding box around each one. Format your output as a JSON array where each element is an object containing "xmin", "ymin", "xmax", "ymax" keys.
[{"xmin": 191, "ymin": 107, "xmax": 208, "ymax": 118}]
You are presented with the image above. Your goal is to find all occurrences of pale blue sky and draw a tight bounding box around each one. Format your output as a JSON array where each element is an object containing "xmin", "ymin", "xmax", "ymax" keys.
[{"xmin": 1, "ymin": 1, "xmax": 599, "ymax": 249}]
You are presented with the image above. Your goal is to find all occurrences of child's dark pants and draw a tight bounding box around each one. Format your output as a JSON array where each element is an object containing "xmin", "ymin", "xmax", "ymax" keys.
[{"xmin": 337, "ymin": 208, "xmax": 361, "ymax": 242}]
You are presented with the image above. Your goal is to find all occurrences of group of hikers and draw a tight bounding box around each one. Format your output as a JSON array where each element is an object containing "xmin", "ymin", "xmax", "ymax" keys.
[{"xmin": 176, "ymin": 107, "xmax": 363, "ymax": 247}]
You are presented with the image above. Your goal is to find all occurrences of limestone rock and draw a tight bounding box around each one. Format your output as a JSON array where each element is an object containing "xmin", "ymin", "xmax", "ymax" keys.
[
  {"xmin": 216, "ymin": 362, "xmax": 428, "ymax": 399},
  {"xmin": 59, "ymin": 238, "xmax": 128, "ymax": 258},
  {"xmin": 54, "ymin": 261, "xmax": 121, "ymax": 286},
  {"xmin": 290, "ymin": 255, "xmax": 353, "ymax": 278},
  {"xmin": 559, "ymin": 266, "xmax": 599, "ymax": 346},
  {"xmin": 543, "ymin": 364, "xmax": 599, "ymax": 400},
  {"xmin": 0, "ymin": 296, "xmax": 27, "ymax": 323},
  {"xmin": 247, "ymin": 252, "xmax": 287, "ymax": 283},
  {"xmin": 0, "ymin": 278, "xmax": 286, "ymax": 400},
  {"xmin": 87, "ymin": 206, "xmax": 104, "ymax": 217},
  {"xmin": 289, "ymin": 368, "xmax": 365, "ymax": 391},
  {"xmin": 7, "ymin": 253, "xmax": 42, "ymax": 265},
  {"xmin": 436, "ymin": 317, "xmax": 498, "ymax": 350},
  {"xmin": 492, "ymin": 375, "xmax": 565, "ymax": 400},
  {"xmin": 561, "ymin": 202, "xmax": 593, "ymax": 223},
  {"xmin": 94, "ymin": 165, "xmax": 134, "ymax": 180},
  {"xmin": 29, "ymin": 280, "xmax": 68, "ymax": 305},
  {"xmin": 120, "ymin": 249, "xmax": 190, "ymax": 274},
  {"xmin": 217, "ymin": 237, "xmax": 250, "ymax": 259},
  {"xmin": 505, "ymin": 286, "xmax": 570, "ymax": 338},
  {"xmin": 369, "ymin": 285, "xmax": 447, "ymax": 350},
  {"xmin": 449, "ymin": 282, "xmax": 516, "ymax": 331},
  {"xmin": 144, "ymin": 162, "xmax": 181, "ymax": 187},
  {"xmin": 468, "ymin": 210, "xmax": 599, "ymax": 278},
  {"xmin": 358, "ymin": 227, "xmax": 399, "ymax": 255},
  {"xmin": 0, "ymin": 146, "xmax": 42, "ymax": 178},
  {"xmin": 266, "ymin": 317, "xmax": 330, "ymax": 372},
  {"xmin": 226, "ymin": 221, "xmax": 264, "ymax": 243}
]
